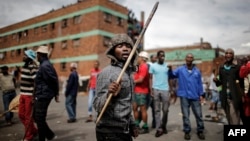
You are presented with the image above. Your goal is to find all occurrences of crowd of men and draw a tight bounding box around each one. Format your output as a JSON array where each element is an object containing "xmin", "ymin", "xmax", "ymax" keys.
[{"xmin": 1, "ymin": 33, "xmax": 250, "ymax": 141}]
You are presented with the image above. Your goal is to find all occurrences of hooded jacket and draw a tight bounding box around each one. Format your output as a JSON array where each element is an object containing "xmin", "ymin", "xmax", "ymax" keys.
[{"xmin": 93, "ymin": 34, "xmax": 138, "ymax": 134}]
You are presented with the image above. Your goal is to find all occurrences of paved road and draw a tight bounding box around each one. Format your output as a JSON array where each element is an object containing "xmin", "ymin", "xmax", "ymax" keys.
[{"xmin": 0, "ymin": 93, "xmax": 224, "ymax": 141}]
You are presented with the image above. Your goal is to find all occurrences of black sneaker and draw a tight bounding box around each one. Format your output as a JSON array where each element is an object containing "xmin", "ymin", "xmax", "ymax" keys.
[
  {"xmin": 184, "ymin": 133, "xmax": 191, "ymax": 140},
  {"xmin": 155, "ymin": 130, "xmax": 163, "ymax": 137},
  {"xmin": 139, "ymin": 127, "xmax": 149, "ymax": 134},
  {"xmin": 197, "ymin": 132, "xmax": 205, "ymax": 140},
  {"xmin": 162, "ymin": 127, "xmax": 168, "ymax": 134},
  {"xmin": 67, "ymin": 119, "xmax": 76, "ymax": 123}
]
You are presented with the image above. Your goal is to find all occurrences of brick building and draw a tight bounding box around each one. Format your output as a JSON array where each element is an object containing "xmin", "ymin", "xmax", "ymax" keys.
[
  {"xmin": 0, "ymin": 0, "xmax": 227, "ymax": 87},
  {"xmin": 0, "ymin": 0, "xmax": 129, "ymax": 81}
]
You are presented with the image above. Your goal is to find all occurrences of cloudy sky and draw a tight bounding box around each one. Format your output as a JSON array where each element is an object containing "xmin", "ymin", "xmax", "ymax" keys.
[{"xmin": 0, "ymin": 0, "xmax": 250, "ymax": 55}]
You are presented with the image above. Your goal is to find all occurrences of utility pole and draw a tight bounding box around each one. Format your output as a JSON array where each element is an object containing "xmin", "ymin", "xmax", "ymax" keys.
[{"xmin": 140, "ymin": 11, "xmax": 145, "ymax": 51}]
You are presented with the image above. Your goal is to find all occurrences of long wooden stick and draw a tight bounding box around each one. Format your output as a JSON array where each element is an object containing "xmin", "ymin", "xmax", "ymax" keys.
[{"xmin": 96, "ymin": 1, "xmax": 159, "ymax": 124}]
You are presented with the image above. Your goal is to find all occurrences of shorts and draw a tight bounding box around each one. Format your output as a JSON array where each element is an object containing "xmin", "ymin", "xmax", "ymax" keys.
[{"xmin": 133, "ymin": 93, "xmax": 148, "ymax": 106}]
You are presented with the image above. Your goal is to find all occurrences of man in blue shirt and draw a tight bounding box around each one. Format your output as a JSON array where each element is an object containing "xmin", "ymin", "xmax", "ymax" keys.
[{"xmin": 169, "ymin": 53, "xmax": 205, "ymax": 140}]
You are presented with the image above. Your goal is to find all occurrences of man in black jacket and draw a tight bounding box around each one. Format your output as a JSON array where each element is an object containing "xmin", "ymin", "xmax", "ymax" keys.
[{"xmin": 33, "ymin": 46, "xmax": 59, "ymax": 141}]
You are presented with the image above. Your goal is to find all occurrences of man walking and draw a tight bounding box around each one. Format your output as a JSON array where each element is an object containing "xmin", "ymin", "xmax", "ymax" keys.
[
  {"xmin": 18, "ymin": 49, "xmax": 38, "ymax": 141},
  {"xmin": 33, "ymin": 46, "xmax": 59, "ymax": 141},
  {"xmin": 65, "ymin": 63, "xmax": 79, "ymax": 123}
]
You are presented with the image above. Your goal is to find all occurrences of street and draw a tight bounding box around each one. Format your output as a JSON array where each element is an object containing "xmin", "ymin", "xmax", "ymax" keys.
[{"xmin": 0, "ymin": 93, "xmax": 224, "ymax": 141}]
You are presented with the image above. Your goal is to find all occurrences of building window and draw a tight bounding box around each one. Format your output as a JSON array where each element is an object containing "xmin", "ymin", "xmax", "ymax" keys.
[
  {"xmin": 16, "ymin": 49, "xmax": 21, "ymax": 56},
  {"xmin": 62, "ymin": 19, "xmax": 68, "ymax": 28},
  {"xmin": 12, "ymin": 33, "xmax": 17, "ymax": 39},
  {"xmin": 61, "ymin": 40, "xmax": 67, "ymax": 49},
  {"xmin": 116, "ymin": 17, "xmax": 123, "ymax": 26},
  {"xmin": 0, "ymin": 37, "xmax": 2, "ymax": 43},
  {"xmin": 23, "ymin": 30, "xmax": 28, "ymax": 37},
  {"xmin": 50, "ymin": 22, "xmax": 55, "ymax": 30},
  {"xmin": 3, "ymin": 36, "xmax": 7, "ymax": 42},
  {"xmin": 42, "ymin": 25, "xmax": 47, "ymax": 32},
  {"xmin": 103, "ymin": 36, "xmax": 111, "ymax": 47},
  {"xmin": 60, "ymin": 62, "xmax": 67, "ymax": 71},
  {"xmin": 1, "ymin": 52, "xmax": 7, "ymax": 60},
  {"xmin": 34, "ymin": 27, "xmax": 39, "ymax": 34},
  {"xmin": 72, "ymin": 38, "xmax": 80, "ymax": 47},
  {"xmin": 73, "ymin": 15, "xmax": 81, "ymax": 24},
  {"xmin": 49, "ymin": 43, "xmax": 54, "ymax": 49},
  {"xmin": 104, "ymin": 12, "xmax": 112, "ymax": 23},
  {"xmin": 11, "ymin": 50, "xmax": 15, "ymax": 57},
  {"xmin": 0, "ymin": 52, "xmax": 5, "ymax": 60}
]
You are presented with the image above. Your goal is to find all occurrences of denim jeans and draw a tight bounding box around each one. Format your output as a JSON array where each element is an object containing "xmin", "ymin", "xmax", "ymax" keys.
[
  {"xmin": 65, "ymin": 94, "xmax": 77, "ymax": 119},
  {"xmin": 2, "ymin": 91, "xmax": 16, "ymax": 122},
  {"xmin": 88, "ymin": 88, "xmax": 95, "ymax": 115},
  {"xmin": 180, "ymin": 97, "xmax": 204, "ymax": 133},
  {"xmin": 210, "ymin": 90, "xmax": 220, "ymax": 103}
]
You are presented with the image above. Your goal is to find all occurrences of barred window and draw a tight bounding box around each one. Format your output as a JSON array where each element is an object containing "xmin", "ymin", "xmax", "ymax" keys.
[
  {"xmin": 73, "ymin": 15, "xmax": 81, "ymax": 24},
  {"xmin": 61, "ymin": 40, "xmax": 67, "ymax": 49},
  {"xmin": 104, "ymin": 12, "xmax": 112, "ymax": 23},
  {"xmin": 60, "ymin": 62, "xmax": 67, "ymax": 71},
  {"xmin": 42, "ymin": 25, "xmax": 47, "ymax": 32},
  {"xmin": 116, "ymin": 17, "xmax": 123, "ymax": 26},
  {"xmin": 62, "ymin": 19, "xmax": 68, "ymax": 28},
  {"xmin": 103, "ymin": 36, "xmax": 111, "ymax": 47},
  {"xmin": 73, "ymin": 38, "xmax": 80, "ymax": 47}
]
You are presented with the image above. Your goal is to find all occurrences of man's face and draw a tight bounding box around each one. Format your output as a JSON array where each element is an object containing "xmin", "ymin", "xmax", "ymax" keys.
[
  {"xmin": 225, "ymin": 49, "xmax": 234, "ymax": 62},
  {"xmin": 94, "ymin": 61, "xmax": 99, "ymax": 69},
  {"xmin": 37, "ymin": 53, "xmax": 41, "ymax": 62},
  {"xmin": 114, "ymin": 43, "xmax": 132, "ymax": 62},
  {"xmin": 185, "ymin": 54, "xmax": 194, "ymax": 65},
  {"xmin": 23, "ymin": 54, "xmax": 29, "ymax": 62},
  {"xmin": 158, "ymin": 52, "xmax": 165, "ymax": 63},
  {"xmin": 150, "ymin": 55, "xmax": 157, "ymax": 63}
]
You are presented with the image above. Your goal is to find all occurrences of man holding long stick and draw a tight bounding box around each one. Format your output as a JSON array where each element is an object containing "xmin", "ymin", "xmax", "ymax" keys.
[{"xmin": 93, "ymin": 34, "xmax": 139, "ymax": 141}]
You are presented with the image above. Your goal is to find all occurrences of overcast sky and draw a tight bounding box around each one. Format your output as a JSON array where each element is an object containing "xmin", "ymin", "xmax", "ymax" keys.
[{"xmin": 0, "ymin": 0, "xmax": 249, "ymax": 55}]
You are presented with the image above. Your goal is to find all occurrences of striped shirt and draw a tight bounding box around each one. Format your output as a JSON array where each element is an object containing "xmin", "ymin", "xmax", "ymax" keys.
[{"xmin": 20, "ymin": 63, "xmax": 38, "ymax": 95}]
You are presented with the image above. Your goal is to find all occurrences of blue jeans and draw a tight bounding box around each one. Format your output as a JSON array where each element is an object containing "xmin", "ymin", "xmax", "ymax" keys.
[
  {"xmin": 65, "ymin": 95, "xmax": 77, "ymax": 119},
  {"xmin": 88, "ymin": 88, "xmax": 95, "ymax": 115},
  {"xmin": 2, "ymin": 91, "xmax": 16, "ymax": 122},
  {"xmin": 180, "ymin": 97, "xmax": 204, "ymax": 133}
]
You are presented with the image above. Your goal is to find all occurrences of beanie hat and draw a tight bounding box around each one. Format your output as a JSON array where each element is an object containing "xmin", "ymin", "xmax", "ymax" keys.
[{"xmin": 109, "ymin": 33, "xmax": 134, "ymax": 49}]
